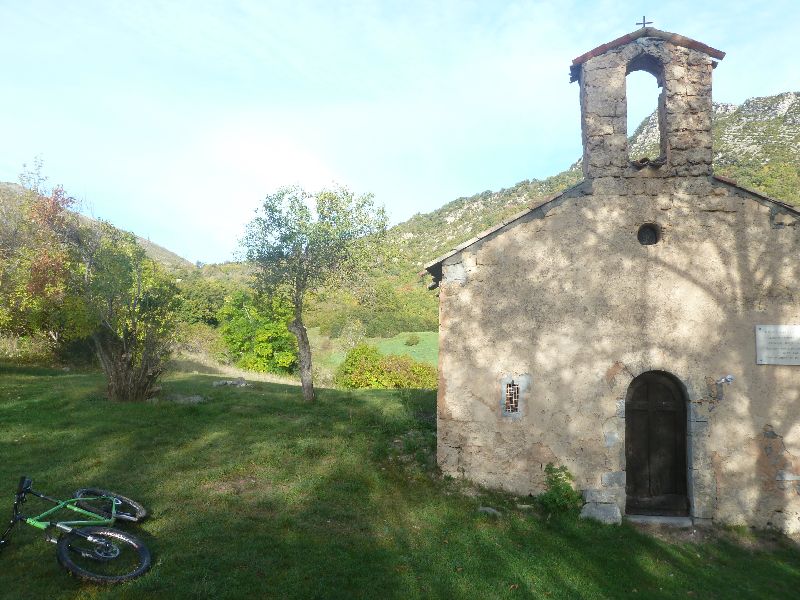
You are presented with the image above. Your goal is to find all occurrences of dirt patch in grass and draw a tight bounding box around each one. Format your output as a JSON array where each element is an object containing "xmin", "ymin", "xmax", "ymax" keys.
[
  {"xmin": 630, "ymin": 521, "xmax": 796, "ymax": 551},
  {"xmin": 204, "ymin": 476, "xmax": 260, "ymax": 495},
  {"xmin": 628, "ymin": 521, "xmax": 714, "ymax": 544},
  {"xmin": 716, "ymin": 526, "xmax": 799, "ymax": 552}
]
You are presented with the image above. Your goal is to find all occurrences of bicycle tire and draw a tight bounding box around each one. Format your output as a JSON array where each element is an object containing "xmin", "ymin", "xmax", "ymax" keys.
[
  {"xmin": 56, "ymin": 526, "xmax": 151, "ymax": 584},
  {"xmin": 73, "ymin": 488, "xmax": 148, "ymax": 522}
]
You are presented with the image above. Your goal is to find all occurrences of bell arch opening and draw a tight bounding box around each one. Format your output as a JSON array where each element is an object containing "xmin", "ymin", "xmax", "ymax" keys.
[
  {"xmin": 624, "ymin": 370, "xmax": 689, "ymax": 516},
  {"xmin": 625, "ymin": 54, "xmax": 667, "ymax": 167}
]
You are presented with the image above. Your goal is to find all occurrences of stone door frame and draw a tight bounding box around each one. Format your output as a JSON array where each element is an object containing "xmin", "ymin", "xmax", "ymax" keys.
[
  {"xmin": 603, "ymin": 364, "xmax": 716, "ymax": 524},
  {"xmin": 624, "ymin": 370, "xmax": 689, "ymax": 515}
]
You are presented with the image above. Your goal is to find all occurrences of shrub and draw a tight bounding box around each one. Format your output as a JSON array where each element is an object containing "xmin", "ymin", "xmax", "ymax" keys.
[
  {"xmin": 335, "ymin": 344, "xmax": 437, "ymax": 389},
  {"xmin": 311, "ymin": 284, "xmax": 438, "ymax": 339},
  {"xmin": 379, "ymin": 354, "xmax": 437, "ymax": 389},
  {"xmin": 536, "ymin": 463, "xmax": 583, "ymax": 515},
  {"xmin": 404, "ymin": 333, "xmax": 420, "ymax": 346},
  {"xmin": 53, "ymin": 336, "xmax": 96, "ymax": 366},
  {"xmin": 334, "ymin": 344, "xmax": 383, "ymax": 388}
]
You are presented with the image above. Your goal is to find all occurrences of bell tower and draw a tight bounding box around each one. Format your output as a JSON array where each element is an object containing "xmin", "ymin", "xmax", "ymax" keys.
[{"xmin": 569, "ymin": 28, "xmax": 725, "ymax": 180}]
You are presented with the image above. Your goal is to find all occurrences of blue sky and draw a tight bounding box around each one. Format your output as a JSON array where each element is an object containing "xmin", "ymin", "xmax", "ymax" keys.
[{"xmin": 0, "ymin": 1, "xmax": 797, "ymax": 263}]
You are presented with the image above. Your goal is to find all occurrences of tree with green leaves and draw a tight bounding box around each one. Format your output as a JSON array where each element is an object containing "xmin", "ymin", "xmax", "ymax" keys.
[
  {"xmin": 1, "ymin": 167, "xmax": 178, "ymax": 401},
  {"xmin": 76, "ymin": 223, "xmax": 179, "ymax": 402},
  {"xmin": 176, "ymin": 273, "xmax": 229, "ymax": 326},
  {"xmin": 242, "ymin": 185, "xmax": 387, "ymax": 402},
  {"xmin": 217, "ymin": 289, "xmax": 297, "ymax": 373}
]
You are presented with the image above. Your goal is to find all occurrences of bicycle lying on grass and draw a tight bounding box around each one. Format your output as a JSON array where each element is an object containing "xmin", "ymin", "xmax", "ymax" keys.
[{"xmin": 0, "ymin": 476, "xmax": 151, "ymax": 583}]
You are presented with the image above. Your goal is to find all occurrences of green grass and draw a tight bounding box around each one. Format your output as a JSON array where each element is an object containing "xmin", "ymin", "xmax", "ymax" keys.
[
  {"xmin": 1, "ymin": 364, "xmax": 798, "ymax": 599},
  {"xmin": 371, "ymin": 332, "xmax": 438, "ymax": 366},
  {"xmin": 309, "ymin": 328, "xmax": 438, "ymax": 382}
]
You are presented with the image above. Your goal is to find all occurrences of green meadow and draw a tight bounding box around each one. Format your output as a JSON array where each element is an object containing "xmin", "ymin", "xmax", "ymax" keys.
[{"xmin": 0, "ymin": 364, "xmax": 798, "ymax": 599}]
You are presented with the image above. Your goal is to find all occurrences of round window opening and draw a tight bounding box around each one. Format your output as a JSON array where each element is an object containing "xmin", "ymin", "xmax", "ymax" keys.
[{"xmin": 637, "ymin": 223, "xmax": 661, "ymax": 245}]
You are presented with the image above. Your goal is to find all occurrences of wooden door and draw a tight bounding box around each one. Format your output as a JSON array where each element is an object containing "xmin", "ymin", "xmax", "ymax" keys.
[{"xmin": 625, "ymin": 372, "xmax": 688, "ymax": 516}]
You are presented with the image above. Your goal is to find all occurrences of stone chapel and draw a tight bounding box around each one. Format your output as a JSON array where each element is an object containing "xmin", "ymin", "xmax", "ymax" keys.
[{"xmin": 425, "ymin": 28, "xmax": 800, "ymax": 531}]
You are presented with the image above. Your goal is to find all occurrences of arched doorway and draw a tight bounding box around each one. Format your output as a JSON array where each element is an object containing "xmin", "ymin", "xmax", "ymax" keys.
[{"xmin": 625, "ymin": 371, "xmax": 688, "ymax": 516}]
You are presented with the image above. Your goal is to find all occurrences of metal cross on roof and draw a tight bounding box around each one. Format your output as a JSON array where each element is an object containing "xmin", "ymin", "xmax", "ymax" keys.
[{"xmin": 636, "ymin": 16, "xmax": 653, "ymax": 29}]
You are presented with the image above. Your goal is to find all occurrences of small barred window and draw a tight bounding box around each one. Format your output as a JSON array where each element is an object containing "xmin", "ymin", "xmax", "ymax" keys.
[
  {"xmin": 500, "ymin": 374, "xmax": 529, "ymax": 417},
  {"xmin": 504, "ymin": 382, "xmax": 520, "ymax": 414}
]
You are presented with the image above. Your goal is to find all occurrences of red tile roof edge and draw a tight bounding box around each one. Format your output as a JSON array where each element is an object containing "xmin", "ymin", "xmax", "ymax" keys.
[{"xmin": 572, "ymin": 28, "xmax": 725, "ymax": 66}]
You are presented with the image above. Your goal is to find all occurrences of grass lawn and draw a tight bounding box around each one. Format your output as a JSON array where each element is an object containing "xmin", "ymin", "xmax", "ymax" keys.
[
  {"xmin": 309, "ymin": 329, "xmax": 438, "ymax": 383},
  {"xmin": 0, "ymin": 364, "xmax": 798, "ymax": 599},
  {"xmin": 371, "ymin": 332, "xmax": 438, "ymax": 366}
]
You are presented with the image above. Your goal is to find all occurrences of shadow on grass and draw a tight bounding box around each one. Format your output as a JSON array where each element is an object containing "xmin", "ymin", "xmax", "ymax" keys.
[
  {"xmin": 167, "ymin": 357, "xmax": 225, "ymax": 375},
  {"xmin": 0, "ymin": 362, "xmax": 75, "ymax": 377}
]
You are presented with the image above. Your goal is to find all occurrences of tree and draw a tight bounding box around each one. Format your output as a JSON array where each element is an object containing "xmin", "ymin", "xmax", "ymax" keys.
[
  {"xmin": 0, "ymin": 166, "xmax": 80, "ymax": 342},
  {"xmin": 1, "ymin": 166, "xmax": 178, "ymax": 401},
  {"xmin": 217, "ymin": 289, "xmax": 297, "ymax": 373},
  {"xmin": 176, "ymin": 274, "xmax": 228, "ymax": 326},
  {"xmin": 77, "ymin": 224, "xmax": 179, "ymax": 402},
  {"xmin": 242, "ymin": 185, "xmax": 387, "ymax": 402}
]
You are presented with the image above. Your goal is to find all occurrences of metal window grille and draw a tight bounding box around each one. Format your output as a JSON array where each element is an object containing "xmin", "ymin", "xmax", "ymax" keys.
[{"xmin": 504, "ymin": 382, "xmax": 520, "ymax": 414}]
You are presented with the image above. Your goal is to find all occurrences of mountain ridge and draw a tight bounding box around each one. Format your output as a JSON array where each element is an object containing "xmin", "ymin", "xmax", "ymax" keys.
[{"xmin": 390, "ymin": 91, "xmax": 800, "ymax": 269}]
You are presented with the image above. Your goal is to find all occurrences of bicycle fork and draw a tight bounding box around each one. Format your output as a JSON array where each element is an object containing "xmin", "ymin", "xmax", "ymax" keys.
[
  {"xmin": 0, "ymin": 518, "xmax": 16, "ymax": 550},
  {"xmin": 0, "ymin": 492, "xmax": 23, "ymax": 551}
]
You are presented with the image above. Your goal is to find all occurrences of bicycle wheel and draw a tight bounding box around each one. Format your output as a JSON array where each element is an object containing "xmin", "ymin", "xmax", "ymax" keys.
[
  {"xmin": 73, "ymin": 488, "xmax": 148, "ymax": 522},
  {"xmin": 56, "ymin": 526, "xmax": 151, "ymax": 584}
]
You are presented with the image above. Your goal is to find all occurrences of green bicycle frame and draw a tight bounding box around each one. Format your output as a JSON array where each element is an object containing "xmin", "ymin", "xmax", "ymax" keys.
[
  {"xmin": 23, "ymin": 495, "xmax": 116, "ymax": 532},
  {"xmin": 2, "ymin": 478, "xmax": 126, "ymax": 552}
]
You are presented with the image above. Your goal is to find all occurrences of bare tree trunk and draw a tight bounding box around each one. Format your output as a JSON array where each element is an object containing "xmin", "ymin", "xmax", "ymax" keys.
[
  {"xmin": 92, "ymin": 329, "xmax": 166, "ymax": 402},
  {"xmin": 288, "ymin": 318, "xmax": 315, "ymax": 402}
]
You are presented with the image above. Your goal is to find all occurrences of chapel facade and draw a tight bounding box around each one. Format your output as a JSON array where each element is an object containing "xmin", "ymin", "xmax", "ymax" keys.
[{"xmin": 425, "ymin": 28, "xmax": 800, "ymax": 531}]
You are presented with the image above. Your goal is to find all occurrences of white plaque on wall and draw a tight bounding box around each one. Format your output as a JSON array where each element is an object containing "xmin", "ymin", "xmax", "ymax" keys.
[{"xmin": 756, "ymin": 325, "xmax": 800, "ymax": 365}]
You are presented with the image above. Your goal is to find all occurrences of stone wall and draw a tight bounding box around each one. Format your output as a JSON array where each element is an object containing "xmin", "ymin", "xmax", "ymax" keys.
[
  {"xmin": 436, "ymin": 176, "xmax": 800, "ymax": 532},
  {"xmin": 579, "ymin": 36, "xmax": 714, "ymax": 179}
]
